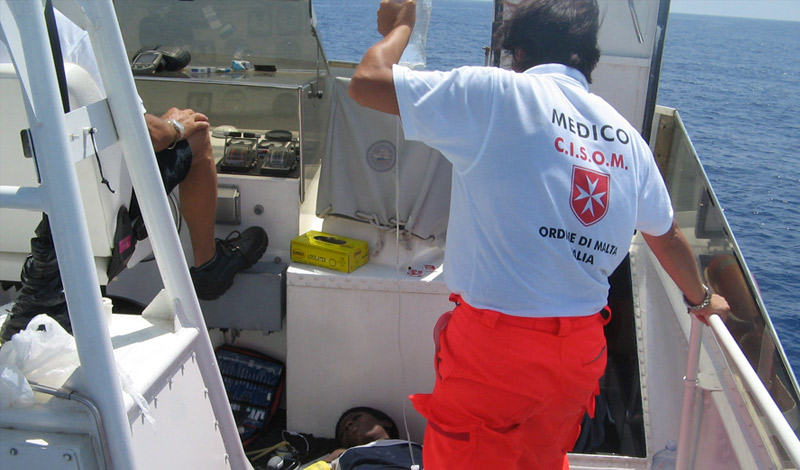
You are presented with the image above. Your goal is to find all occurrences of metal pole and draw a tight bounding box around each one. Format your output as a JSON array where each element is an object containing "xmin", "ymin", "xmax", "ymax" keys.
[{"xmin": 676, "ymin": 315, "xmax": 703, "ymax": 470}]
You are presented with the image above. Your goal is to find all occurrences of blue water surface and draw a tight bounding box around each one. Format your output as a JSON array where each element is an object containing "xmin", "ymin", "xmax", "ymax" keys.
[{"xmin": 659, "ymin": 14, "xmax": 800, "ymax": 377}]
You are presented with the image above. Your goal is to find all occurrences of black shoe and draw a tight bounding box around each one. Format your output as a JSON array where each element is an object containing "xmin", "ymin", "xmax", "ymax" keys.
[
  {"xmin": 190, "ymin": 227, "xmax": 268, "ymax": 301},
  {"xmin": 0, "ymin": 216, "xmax": 70, "ymax": 343},
  {"xmin": 0, "ymin": 302, "xmax": 70, "ymax": 343}
]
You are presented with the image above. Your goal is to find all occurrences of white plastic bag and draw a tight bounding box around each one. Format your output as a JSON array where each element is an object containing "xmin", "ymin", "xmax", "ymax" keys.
[
  {"xmin": 0, "ymin": 314, "xmax": 155, "ymax": 423},
  {"xmin": 0, "ymin": 363, "xmax": 35, "ymax": 408},
  {"xmin": 0, "ymin": 314, "xmax": 79, "ymax": 406},
  {"xmin": 397, "ymin": 0, "xmax": 432, "ymax": 69}
]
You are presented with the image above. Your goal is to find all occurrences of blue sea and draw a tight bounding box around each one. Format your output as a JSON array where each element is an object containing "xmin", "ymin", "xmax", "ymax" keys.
[{"xmin": 311, "ymin": 1, "xmax": 800, "ymax": 377}]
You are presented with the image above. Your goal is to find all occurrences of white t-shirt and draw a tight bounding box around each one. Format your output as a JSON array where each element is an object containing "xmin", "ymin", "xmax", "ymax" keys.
[
  {"xmin": 393, "ymin": 63, "xmax": 674, "ymax": 317},
  {"xmin": 1, "ymin": 8, "xmax": 147, "ymax": 115},
  {"xmin": 0, "ymin": 9, "xmax": 105, "ymax": 96}
]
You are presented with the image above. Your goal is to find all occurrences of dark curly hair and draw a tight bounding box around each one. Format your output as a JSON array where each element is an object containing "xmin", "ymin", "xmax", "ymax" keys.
[
  {"xmin": 495, "ymin": 0, "xmax": 601, "ymax": 82},
  {"xmin": 334, "ymin": 406, "xmax": 399, "ymax": 446}
]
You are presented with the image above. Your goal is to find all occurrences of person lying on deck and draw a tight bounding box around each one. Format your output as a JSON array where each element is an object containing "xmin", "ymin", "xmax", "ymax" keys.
[{"xmin": 305, "ymin": 406, "xmax": 422, "ymax": 470}]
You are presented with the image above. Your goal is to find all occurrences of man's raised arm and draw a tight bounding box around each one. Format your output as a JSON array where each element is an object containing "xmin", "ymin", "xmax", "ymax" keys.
[{"xmin": 348, "ymin": 0, "xmax": 416, "ymax": 115}]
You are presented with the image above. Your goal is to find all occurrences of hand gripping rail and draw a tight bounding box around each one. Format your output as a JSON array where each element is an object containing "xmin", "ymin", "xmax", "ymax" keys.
[{"xmin": 0, "ymin": 1, "xmax": 248, "ymax": 469}]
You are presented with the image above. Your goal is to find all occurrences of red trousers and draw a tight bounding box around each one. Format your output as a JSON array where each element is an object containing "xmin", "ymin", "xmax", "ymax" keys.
[{"xmin": 411, "ymin": 294, "xmax": 610, "ymax": 470}]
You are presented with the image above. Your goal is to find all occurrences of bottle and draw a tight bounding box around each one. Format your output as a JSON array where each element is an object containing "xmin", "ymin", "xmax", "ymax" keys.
[
  {"xmin": 650, "ymin": 440, "xmax": 677, "ymax": 469},
  {"xmin": 396, "ymin": 0, "xmax": 432, "ymax": 69}
]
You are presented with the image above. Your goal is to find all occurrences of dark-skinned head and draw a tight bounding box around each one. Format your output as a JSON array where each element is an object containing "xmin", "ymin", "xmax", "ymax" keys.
[
  {"xmin": 495, "ymin": 0, "xmax": 601, "ymax": 83},
  {"xmin": 334, "ymin": 407, "xmax": 399, "ymax": 449}
]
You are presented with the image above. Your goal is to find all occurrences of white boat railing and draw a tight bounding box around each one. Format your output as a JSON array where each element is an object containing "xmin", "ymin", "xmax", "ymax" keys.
[
  {"xmin": 677, "ymin": 314, "xmax": 800, "ymax": 469},
  {"xmin": 676, "ymin": 316, "xmax": 704, "ymax": 470}
]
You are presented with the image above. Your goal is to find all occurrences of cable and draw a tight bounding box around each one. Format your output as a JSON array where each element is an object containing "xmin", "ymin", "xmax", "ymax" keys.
[
  {"xmin": 282, "ymin": 429, "xmax": 310, "ymax": 458},
  {"xmin": 393, "ymin": 118, "xmax": 419, "ymax": 469},
  {"xmin": 87, "ymin": 127, "xmax": 115, "ymax": 193},
  {"xmin": 168, "ymin": 192, "xmax": 183, "ymax": 234},
  {"xmin": 245, "ymin": 440, "xmax": 289, "ymax": 462},
  {"xmin": 135, "ymin": 192, "xmax": 183, "ymax": 264},
  {"xmin": 243, "ymin": 431, "xmax": 308, "ymax": 465}
]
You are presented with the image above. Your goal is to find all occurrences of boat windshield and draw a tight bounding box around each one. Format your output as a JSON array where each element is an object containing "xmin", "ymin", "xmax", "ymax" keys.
[
  {"xmin": 114, "ymin": 0, "xmax": 322, "ymax": 71},
  {"xmin": 114, "ymin": 0, "xmax": 329, "ymax": 202},
  {"xmin": 654, "ymin": 105, "xmax": 800, "ymax": 438}
]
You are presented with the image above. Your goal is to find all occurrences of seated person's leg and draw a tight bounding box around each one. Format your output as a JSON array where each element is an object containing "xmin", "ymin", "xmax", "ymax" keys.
[
  {"xmin": 180, "ymin": 126, "xmax": 218, "ymax": 266},
  {"xmin": 154, "ymin": 135, "xmax": 268, "ymax": 301}
]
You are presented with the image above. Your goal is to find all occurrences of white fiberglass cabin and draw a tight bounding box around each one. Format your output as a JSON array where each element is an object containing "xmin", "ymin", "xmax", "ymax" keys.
[{"xmin": 0, "ymin": 0, "xmax": 798, "ymax": 469}]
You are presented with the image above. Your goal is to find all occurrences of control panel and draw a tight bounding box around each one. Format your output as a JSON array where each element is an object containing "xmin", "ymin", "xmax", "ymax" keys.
[{"xmin": 216, "ymin": 128, "xmax": 300, "ymax": 178}]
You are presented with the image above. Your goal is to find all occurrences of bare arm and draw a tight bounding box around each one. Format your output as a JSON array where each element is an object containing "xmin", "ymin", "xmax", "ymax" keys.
[
  {"xmin": 642, "ymin": 220, "xmax": 730, "ymax": 323},
  {"xmin": 348, "ymin": 0, "xmax": 416, "ymax": 115},
  {"xmin": 145, "ymin": 107, "xmax": 210, "ymax": 151}
]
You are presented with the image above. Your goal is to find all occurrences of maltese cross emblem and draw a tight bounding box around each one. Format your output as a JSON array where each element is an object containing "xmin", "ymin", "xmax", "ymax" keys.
[{"xmin": 570, "ymin": 166, "xmax": 610, "ymax": 226}]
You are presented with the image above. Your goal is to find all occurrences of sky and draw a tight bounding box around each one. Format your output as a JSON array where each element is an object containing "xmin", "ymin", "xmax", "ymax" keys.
[
  {"xmin": 472, "ymin": 0, "xmax": 800, "ymax": 23},
  {"xmin": 666, "ymin": 0, "xmax": 799, "ymax": 22}
]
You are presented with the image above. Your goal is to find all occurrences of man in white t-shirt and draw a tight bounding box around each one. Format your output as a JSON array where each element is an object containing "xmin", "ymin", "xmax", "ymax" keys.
[{"xmin": 348, "ymin": 1, "xmax": 730, "ymax": 469}]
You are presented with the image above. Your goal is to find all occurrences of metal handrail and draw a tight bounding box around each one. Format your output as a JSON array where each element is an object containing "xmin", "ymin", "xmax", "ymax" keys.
[
  {"xmin": 677, "ymin": 313, "xmax": 800, "ymax": 469},
  {"xmin": 676, "ymin": 316, "xmax": 703, "ymax": 470},
  {"xmin": 708, "ymin": 314, "xmax": 800, "ymax": 465},
  {"xmin": 30, "ymin": 383, "xmax": 113, "ymax": 470}
]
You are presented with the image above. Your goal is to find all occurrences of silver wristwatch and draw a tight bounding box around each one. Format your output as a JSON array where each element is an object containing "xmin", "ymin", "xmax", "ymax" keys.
[
  {"xmin": 685, "ymin": 284, "xmax": 712, "ymax": 311},
  {"xmin": 166, "ymin": 118, "xmax": 185, "ymax": 149}
]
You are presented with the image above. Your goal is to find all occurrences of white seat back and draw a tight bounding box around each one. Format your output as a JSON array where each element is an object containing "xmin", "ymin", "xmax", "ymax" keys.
[{"xmin": 0, "ymin": 62, "xmax": 133, "ymax": 284}]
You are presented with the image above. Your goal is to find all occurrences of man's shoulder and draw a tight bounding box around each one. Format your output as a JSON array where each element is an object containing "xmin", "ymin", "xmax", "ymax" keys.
[{"xmin": 403, "ymin": 64, "xmax": 501, "ymax": 82}]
